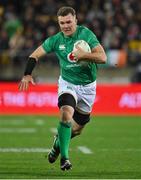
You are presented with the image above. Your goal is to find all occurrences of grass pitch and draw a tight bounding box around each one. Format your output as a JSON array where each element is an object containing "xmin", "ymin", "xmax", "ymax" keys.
[{"xmin": 0, "ymin": 115, "xmax": 141, "ymax": 179}]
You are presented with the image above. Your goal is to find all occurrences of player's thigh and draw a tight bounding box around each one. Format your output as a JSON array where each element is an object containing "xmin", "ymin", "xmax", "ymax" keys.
[
  {"xmin": 77, "ymin": 81, "xmax": 96, "ymax": 113},
  {"xmin": 58, "ymin": 76, "xmax": 77, "ymax": 103}
]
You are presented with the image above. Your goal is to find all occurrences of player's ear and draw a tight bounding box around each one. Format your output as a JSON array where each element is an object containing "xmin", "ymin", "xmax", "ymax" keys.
[{"xmin": 75, "ymin": 18, "xmax": 77, "ymax": 24}]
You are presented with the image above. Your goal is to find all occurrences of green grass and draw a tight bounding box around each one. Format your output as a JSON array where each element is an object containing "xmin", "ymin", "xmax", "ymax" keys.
[{"xmin": 0, "ymin": 115, "xmax": 141, "ymax": 179}]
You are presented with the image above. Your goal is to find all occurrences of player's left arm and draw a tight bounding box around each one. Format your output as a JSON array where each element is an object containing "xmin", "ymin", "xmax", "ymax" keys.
[{"xmin": 73, "ymin": 44, "xmax": 107, "ymax": 64}]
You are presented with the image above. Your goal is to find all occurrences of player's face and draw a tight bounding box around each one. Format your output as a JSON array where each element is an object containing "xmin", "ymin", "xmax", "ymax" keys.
[{"xmin": 58, "ymin": 13, "xmax": 77, "ymax": 36}]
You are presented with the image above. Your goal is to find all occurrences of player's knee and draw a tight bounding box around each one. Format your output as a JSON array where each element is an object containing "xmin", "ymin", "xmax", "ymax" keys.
[
  {"xmin": 61, "ymin": 110, "xmax": 72, "ymax": 122},
  {"xmin": 60, "ymin": 106, "xmax": 74, "ymax": 122},
  {"xmin": 58, "ymin": 93, "xmax": 76, "ymax": 122}
]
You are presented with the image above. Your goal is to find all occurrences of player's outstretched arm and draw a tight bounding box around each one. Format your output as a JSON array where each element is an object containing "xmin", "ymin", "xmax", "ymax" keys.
[{"xmin": 18, "ymin": 45, "xmax": 46, "ymax": 91}]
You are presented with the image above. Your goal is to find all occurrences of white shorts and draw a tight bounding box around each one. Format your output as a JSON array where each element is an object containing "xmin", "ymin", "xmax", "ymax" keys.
[{"xmin": 58, "ymin": 76, "xmax": 96, "ymax": 113}]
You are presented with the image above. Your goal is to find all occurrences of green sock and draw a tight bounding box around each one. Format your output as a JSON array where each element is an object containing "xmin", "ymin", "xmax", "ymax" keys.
[
  {"xmin": 54, "ymin": 132, "xmax": 76, "ymax": 151},
  {"xmin": 58, "ymin": 121, "xmax": 72, "ymax": 159}
]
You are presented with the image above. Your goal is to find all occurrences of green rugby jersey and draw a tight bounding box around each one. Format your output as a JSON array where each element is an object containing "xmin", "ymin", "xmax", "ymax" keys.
[{"xmin": 42, "ymin": 25, "xmax": 100, "ymax": 85}]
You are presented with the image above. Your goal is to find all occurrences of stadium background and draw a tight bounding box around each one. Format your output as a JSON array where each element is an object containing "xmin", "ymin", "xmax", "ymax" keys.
[
  {"xmin": 0, "ymin": 0, "xmax": 141, "ymax": 179},
  {"xmin": 0, "ymin": 0, "xmax": 141, "ymax": 83}
]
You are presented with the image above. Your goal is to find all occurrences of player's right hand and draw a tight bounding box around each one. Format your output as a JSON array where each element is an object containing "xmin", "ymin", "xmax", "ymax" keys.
[{"xmin": 18, "ymin": 75, "xmax": 35, "ymax": 91}]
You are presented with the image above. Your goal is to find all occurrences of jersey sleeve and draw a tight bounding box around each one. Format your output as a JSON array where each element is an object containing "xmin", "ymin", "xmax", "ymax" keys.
[{"xmin": 42, "ymin": 37, "xmax": 54, "ymax": 53}]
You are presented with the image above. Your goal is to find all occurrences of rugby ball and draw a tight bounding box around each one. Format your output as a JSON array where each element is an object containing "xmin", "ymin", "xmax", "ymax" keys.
[
  {"xmin": 73, "ymin": 40, "xmax": 91, "ymax": 65},
  {"xmin": 67, "ymin": 40, "xmax": 91, "ymax": 64},
  {"xmin": 73, "ymin": 40, "xmax": 91, "ymax": 53}
]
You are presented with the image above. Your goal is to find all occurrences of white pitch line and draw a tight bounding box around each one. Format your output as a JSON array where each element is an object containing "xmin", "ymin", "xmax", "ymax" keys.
[
  {"xmin": 50, "ymin": 127, "xmax": 57, "ymax": 134},
  {"xmin": 0, "ymin": 147, "xmax": 140, "ymax": 153},
  {"xmin": 98, "ymin": 148, "xmax": 141, "ymax": 152},
  {"xmin": 77, "ymin": 146, "xmax": 93, "ymax": 154},
  {"xmin": 0, "ymin": 120, "xmax": 25, "ymax": 125},
  {"xmin": 0, "ymin": 148, "xmax": 50, "ymax": 153},
  {"xmin": 35, "ymin": 119, "xmax": 44, "ymax": 126},
  {"xmin": 0, "ymin": 128, "xmax": 36, "ymax": 133}
]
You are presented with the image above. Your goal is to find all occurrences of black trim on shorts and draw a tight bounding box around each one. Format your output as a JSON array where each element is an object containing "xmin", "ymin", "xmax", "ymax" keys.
[
  {"xmin": 73, "ymin": 110, "xmax": 90, "ymax": 126},
  {"xmin": 58, "ymin": 93, "xmax": 76, "ymax": 109}
]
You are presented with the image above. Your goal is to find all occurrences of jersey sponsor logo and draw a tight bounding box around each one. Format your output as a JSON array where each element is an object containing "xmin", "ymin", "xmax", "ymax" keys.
[
  {"xmin": 66, "ymin": 64, "xmax": 81, "ymax": 67},
  {"xmin": 67, "ymin": 52, "xmax": 89, "ymax": 67},
  {"xmin": 67, "ymin": 52, "xmax": 77, "ymax": 63},
  {"xmin": 59, "ymin": 44, "xmax": 66, "ymax": 50}
]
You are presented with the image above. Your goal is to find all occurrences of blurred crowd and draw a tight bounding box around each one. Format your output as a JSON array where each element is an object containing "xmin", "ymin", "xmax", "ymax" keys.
[{"xmin": 0, "ymin": 0, "xmax": 141, "ymax": 81}]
